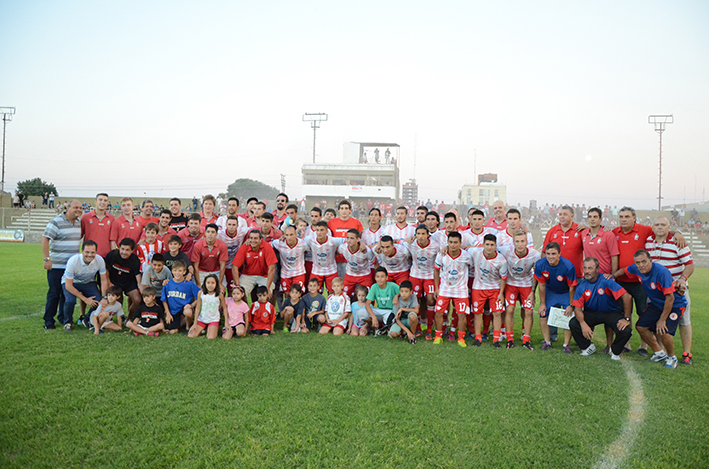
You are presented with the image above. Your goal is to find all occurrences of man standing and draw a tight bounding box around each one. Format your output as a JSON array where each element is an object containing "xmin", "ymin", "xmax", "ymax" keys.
[
  {"xmin": 217, "ymin": 197, "xmax": 248, "ymax": 233},
  {"xmin": 272, "ymin": 193, "xmax": 289, "ymax": 227},
  {"xmin": 177, "ymin": 213, "xmax": 204, "ymax": 259},
  {"xmin": 645, "ymin": 217, "xmax": 694, "ymax": 365},
  {"xmin": 199, "ymin": 195, "xmax": 219, "ymax": 228},
  {"xmin": 218, "ymin": 215, "xmax": 249, "ymax": 288},
  {"xmin": 374, "ymin": 235, "xmax": 412, "ymax": 285},
  {"xmin": 109, "ymin": 197, "xmax": 143, "ymax": 250},
  {"xmin": 81, "ymin": 193, "xmax": 115, "ymax": 258},
  {"xmin": 496, "ymin": 209, "xmax": 534, "ymax": 250},
  {"xmin": 569, "ymin": 257, "xmax": 632, "ymax": 360},
  {"xmin": 543, "ymin": 205, "xmax": 583, "ymax": 277},
  {"xmin": 486, "ymin": 200, "xmax": 507, "ymax": 231},
  {"xmin": 61, "ymin": 241, "xmax": 109, "ymax": 329},
  {"xmin": 232, "ymin": 230, "xmax": 278, "ymax": 300},
  {"xmin": 328, "ymin": 200, "xmax": 364, "ymax": 278},
  {"xmin": 469, "ymin": 234, "xmax": 508, "ymax": 348},
  {"xmin": 168, "ymin": 198, "xmax": 189, "ymax": 232},
  {"xmin": 149, "ymin": 209, "xmax": 177, "ymax": 245},
  {"xmin": 138, "ymin": 200, "xmax": 160, "ymax": 226},
  {"xmin": 384, "ymin": 206, "xmax": 416, "ymax": 243},
  {"xmin": 42, "ymin": 200, "xmax": 83, "ymax": 330},
  {"xmin": 415, "ymin": 206, "xmax": 428, "ymax": 225},
  {"xmin": 361, "ymin": 207, "xmax": 384, "ymax": 248}
]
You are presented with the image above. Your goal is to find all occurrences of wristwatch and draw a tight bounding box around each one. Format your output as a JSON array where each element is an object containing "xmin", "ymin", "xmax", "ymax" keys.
[
  {"xmin": 43, "ymin": 257, "xmax": 50, "ymax": 262},
  {"xmin": 624, "ymin": 317, "xmax": 631, "ymax": 322}
]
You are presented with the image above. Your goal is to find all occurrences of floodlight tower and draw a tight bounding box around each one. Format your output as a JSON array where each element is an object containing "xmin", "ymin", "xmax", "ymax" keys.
[
  {"xmin": 302, "ymin": 113, "xmax": 328, "ymax": 163},
  {"xmin": 648, "ymin": 114, "xmax": 673, "ymax": 211},
  {"xmin": 1, "ymin": 106, "xmax": 16, "ymax": 204}
]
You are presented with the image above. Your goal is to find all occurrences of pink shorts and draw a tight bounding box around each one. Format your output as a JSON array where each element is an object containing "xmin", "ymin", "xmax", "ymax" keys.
[{"xmin": 197, "ymin": 320, "xmax": 220, "ymax": 329}]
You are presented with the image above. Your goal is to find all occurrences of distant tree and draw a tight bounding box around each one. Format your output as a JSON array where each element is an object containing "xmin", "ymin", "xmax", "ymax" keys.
[
  {"xmin": 17, "ymin": 178, "xmax": 58, "ymax": 197},
  {"xmin": 225, "ymin": 178, "xmax": 279, "ymax": 202}
]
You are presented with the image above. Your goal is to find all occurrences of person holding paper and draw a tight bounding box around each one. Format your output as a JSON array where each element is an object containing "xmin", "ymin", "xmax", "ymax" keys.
[
  {"xmin": 569, "ymin": 257, "xmax": 632, "ymax": 360},
  {"xmin": 533, "ymin": 242, "xmax": 577, "ymax": 353}
]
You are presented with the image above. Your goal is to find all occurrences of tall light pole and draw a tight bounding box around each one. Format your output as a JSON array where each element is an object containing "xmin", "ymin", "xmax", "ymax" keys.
[
  {"xmin": 1, "ymin": 106, "xmax": 16, "ymax": 206},
  {"xmin": 648, "ymin": 114, "xmax": 673, "ymax": 211},
  {"xmin": 302, "ymin": 113, "xmax": 328, "ymax": 163}
]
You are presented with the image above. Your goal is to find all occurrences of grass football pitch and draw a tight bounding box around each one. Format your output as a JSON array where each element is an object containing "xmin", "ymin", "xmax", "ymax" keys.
[{"xmin": 1, "ymin": 243, "xmax": 707, "ymax": 468}]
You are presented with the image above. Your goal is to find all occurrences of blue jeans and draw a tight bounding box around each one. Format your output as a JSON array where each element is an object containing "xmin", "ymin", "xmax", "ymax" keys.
[
  {"xmin": 62, "ymin": 281, "xmax": 101, "ymax": 325},
  {"xmin": 44, "ymin": 269, "xmax": 66, "ymax": 326}
]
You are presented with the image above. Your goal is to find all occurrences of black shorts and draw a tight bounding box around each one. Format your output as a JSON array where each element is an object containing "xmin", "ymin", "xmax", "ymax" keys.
[
  {"xmin": 165, "ymin": 312, "xmax": 184, "ymax": 331},
  {"xmin": 227, "ymin": 322, "xmax": 245, "ymax": 334},
  {"xmin": 251, "ymin": 328, "xmax": 271, "ymax": 336}
]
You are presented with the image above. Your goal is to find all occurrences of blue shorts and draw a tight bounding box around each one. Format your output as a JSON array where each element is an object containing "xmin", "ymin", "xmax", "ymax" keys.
[
  {"xmin": 636, "ymin": 303, "xmax": 684, "ymax": 336},
  {"xmin": 540, "ymin": 292, "xmax": 570, "ymax": 318}
]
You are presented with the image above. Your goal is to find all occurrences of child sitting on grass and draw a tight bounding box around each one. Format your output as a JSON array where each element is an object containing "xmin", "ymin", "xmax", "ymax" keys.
[
  {"xmin": 281, "ymin": 284, "xmax": 305, "ymax": 333},
  {"xmin": 249, "ymin": 286, "xmax": 276, "ymax": 336},
  {"xmin": 90, "ymin": 286, "xmax": 124, "ymax": 335},
  {"xmin": 348, "ymin": 285, "xmax": 370, "ymax": 337},
  {"xmin": 388, "ymin": 280, "xmax": 419, "ymax": 344},
  {"xmin": 223, "ymin": 285, "xmax": 249, "ymax": 339},
  {"xmin": 188, "ymin": 274, "xmax": 226, "ymax": 340},
  {"xmin": 320, "ymin": 277, "xmax": 350, "ymax": 335},
  {"xmin": 303, "ymin": 278, "xmax": 326, "ymax": 332},
  {"xmin": 126, "ymin": 287, "xmax": 164, "ymax": 337}
]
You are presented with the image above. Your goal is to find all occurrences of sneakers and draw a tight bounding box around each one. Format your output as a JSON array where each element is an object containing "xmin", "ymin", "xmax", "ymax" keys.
[
  {"xmin": 637, "ymin": 348, "xmax": 649, "ymax": 358},
  {"xmin": 425, "ymin": 333, "xmax": 432, "ymax": 341},
  {"xmin": 472, "ymin": 339, "xmax": 482, "ymax": 347},
  {"xmin": 147, "ymin": 331, "xmax": 159, "ymax": 337},
  {"xmin": 44, "ymin": 323, "xmax": 56, "ymax": 330},
  {"xmin": 682, "ymin": 353, "xmax": 693, "ymax": 365},
  {"xmin": 409, "ymin": 338, "xmax": 417, "ymax": 345},
  {"xmin": 541, "ymin": 342, "xmax": 552, "ymax": 351},
  {"xmin": 457, "ymin": 339, "xmax": 467, "ymax": 348},
  {"xmin": 649, "ymin": 351, "xmax": 668, "ymax": 363},
  {"xmin": 481, "ymin": 334, "xmax": 488, "ymax": 342},
  {"xmin": 563, "ymin": 345, "xmax": 573, "ymax": 355},
  {"xmin": 133, "ymin": 332, "xmax": 140, "ymax": 337},
  {"xmin": 522, "ymin": 342, "xmax": 534, "ymax": 351},
  {"xmin": 506, "ymin": 341, "xmax": 515, "ymax": 349},
  {"xmin": 664, "ymin": 356, "xmax": 678, "ymax": 369},
  {"xmin": 610, "ymin": 353, "xmax": 621, "ymax": 361},
  {"xmin": 492, "ymin": 341, "xmax": 502, "ymax": 350},
  {"xmin": 63, "ymin": 323, "xmax": 73, "ymax": 332},
  {"xmin": 580, "ymin": 344, "xmax": 596, "ymax": 357},
  {"xmin": 433, "ymin": 337, "xmax": 443, "ymax": 345}
]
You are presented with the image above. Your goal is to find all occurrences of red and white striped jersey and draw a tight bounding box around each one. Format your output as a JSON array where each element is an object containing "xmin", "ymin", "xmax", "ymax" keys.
[
  {"xmin": 216, "ymin": 215, "xmax": 248, "ymax": 233},
  {"xmin": 218, "ymin": 228, "xmax": 248, "ymax": 269},
  {"xmin": 463, "ymin": 227, "xmax": 499, "ymax": 248},
  {"xmin": 337, "ymin": 243, "xmax": 375, "ymax": 277},
  {"xmin": 645, "ymin": 234, "xmax": 693, "ymax": 281},
  {"xmin": 407, "ymin": 238, "xmax": 441, "ymax": 280},
  {"xmin": 272, "ymin": 238, "xmax": 308, "ymax": 278},
  {"xmin": 384, "ymin": 223, "xmax": 416, "ymax": 244},
  {"xmin": 469, "ymin": 249, "xmax": 508, "ymax": 290},
  {"xmin": 435, "ymin": 250, "xmax": 473, "ymax": 298},
  {"xmin": 375, "ymin": 244, "xmax": 412, "ymax": 274},
  {"xmin": 304, "ymin": 236, "xmax": 344, "ymax": 276},
  {"xmin": 500, "ymin": 246, "xmax": 541, "ymax": 287},
  {"xmin": 137, "ymin": 240, "xmax": 165, "ymax": 271},
  {"xmin": 361, "ymin": 226, "xmax": 384, "ymax": 247},
  {"xmin": 496, "ymin": 229, "xmax": 534, "ymax": 250}
]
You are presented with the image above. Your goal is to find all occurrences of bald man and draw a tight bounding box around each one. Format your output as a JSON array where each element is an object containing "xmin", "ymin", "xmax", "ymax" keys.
[{"xmin": 486, "ymin": 200, "xmax": 507, "ymax": 231}]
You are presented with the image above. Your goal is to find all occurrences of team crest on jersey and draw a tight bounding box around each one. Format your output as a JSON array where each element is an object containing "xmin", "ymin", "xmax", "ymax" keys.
[
  {"xmin": 262, "ymin": 311, "xmax": 268, "ymax": 317},
  {"xmin": 330, "ymin": 301, "xmax": 341, "ymax": 313},
  {"xmin": 542, "ymin": 271, "xmax": 549, "ymax": 278},
  {"xmin": 557, "ymin": 275, "xmax": 563, "ymax": 281},
  {"xmin": 597, "ymin": 288, "xmax": 605, "ymax": 295},
  {"xmin": 650, "ymin": 282, "xmax": 656, "ymax": 289},
  {"xmin": 669, "ymin": 312, "xmax": 678, "ymax": 321},
  {"xmin": 634, "ymin": 234, "xmax": 639, "ymax": 241},
  {"xmin": 585, "ymin": 290, "xmax": 591, "ymax": 297}
]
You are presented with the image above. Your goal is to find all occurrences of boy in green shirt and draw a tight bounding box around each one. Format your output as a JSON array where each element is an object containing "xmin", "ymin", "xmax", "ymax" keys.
[{"xmin": 365, "ymin": 267, "xmax": 400, "ymax": 337}]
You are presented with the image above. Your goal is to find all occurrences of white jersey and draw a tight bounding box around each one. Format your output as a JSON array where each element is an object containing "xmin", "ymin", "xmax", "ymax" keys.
[
  {"xmin": 407, "ymin": 239, "xmax": 440, "ymax": 280},
  {"xmin": 361, "ymin": 226, "xmax": 384, "ymax": 247},
  {"xmin": 375, "ymin": 244, "xmax": 412, "ymax": 274},
  {"xmin": 216, "ymin": 214, "xmax": 248, "ymax": 233},
  {"xmin": 430, "ymin": 229, "xmax": 448, "ymax": 247},
  {"xmin": 434, "ymin": 250, "xmax": 473, "ymax": 298},
  {"xmin": 469, "ymin": 249, "xmax": 509, "ymax": 291},
  {"xmin": 218, "ymin": 228, "xmax": 248, "ymax": 268},
  {"xmin": 337, "ymin": 243, "xmax": 375, "ymax": 277},
  {"xmin": 463, "ymin": 227, "xmax": 499, "ymax": 248},
  {"xmin": 500, "ymin": 246, "xmax": 541, "ymax": 288},
  {"xmin": 304, "ymin": 235, "xmax": 344, "ymax": 276},
  {"xmin": 496, "ymin": 229, "xmax": 534, "ymax": 250},
  {"xmin": 271, "ymin": 238, "xmax": 308, "ymax": 278},
  {"xmin": 325, "ymin": 293, "xmax": 351, "ymax": 326},
  {"xmin": 384, "ymin": 223, "xmax": 416, "ymax": 244}
]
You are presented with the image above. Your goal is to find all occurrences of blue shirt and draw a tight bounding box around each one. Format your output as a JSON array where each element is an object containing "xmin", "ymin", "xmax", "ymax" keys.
[
  {"xmin": 161, "ymin": 279, "xmax": 201, "ymax": 314},
  {"xmin": 534, "ymin": 257, "xmax": 577, "ymax": 294},
  {"xmin": 572, "ymin": 275, "xmax": 625, "ymax": 313},
  {"xmin": 626, "ymin": 263, "xmax": 687, "ymax": 309}
]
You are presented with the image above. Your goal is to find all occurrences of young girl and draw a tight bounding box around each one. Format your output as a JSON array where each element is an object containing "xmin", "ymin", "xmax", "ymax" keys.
[
  {"xmin": 223, "ymin": 285, "xmax": 249, "ymax": 339},
  {"xmin": 320, "ymin": 277, "xmax": 350, "ymax": 336},
  {"xmin": 188, "ymin": 274, "xmax": 225, "ymax": 339},
  {"xmin": 295, "ymin": 218, "xmax": 308, "ymax": 239},
  {"xmin": 348, "ymin": 285, "xmax": 370, "ymax": 337}
]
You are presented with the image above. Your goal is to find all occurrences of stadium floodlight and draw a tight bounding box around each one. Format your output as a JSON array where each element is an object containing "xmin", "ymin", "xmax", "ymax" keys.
[
  {"xmin": 648, "ymin": 114, "xmax": 673, "ymax": 211},
  {"xmin": 1, "ymin": 106, "xmax": 16, "ymax": 203},
  {"xmin": 302, "ymin": 113, "xmax": 328, "ymax": 163}
]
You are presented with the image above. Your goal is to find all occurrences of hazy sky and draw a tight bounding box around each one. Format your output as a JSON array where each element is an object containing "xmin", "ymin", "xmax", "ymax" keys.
[{"xmin": 2, "ymin": 1, "xmax": 708, "ymax": 209}]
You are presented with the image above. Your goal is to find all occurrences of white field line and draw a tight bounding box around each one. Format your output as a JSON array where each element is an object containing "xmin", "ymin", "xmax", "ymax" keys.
[
  {"xmin": 592, "ymin": 361, "xmax": 645, "ymax": 469},
  {"xmin": 0, "ymin": 312, "xmax": 42, "ymax": 322}
]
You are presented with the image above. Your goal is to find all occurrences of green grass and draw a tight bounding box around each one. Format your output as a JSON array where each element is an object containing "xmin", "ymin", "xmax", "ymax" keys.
[{"xmin": 1, "ymin": 243, "xmax": 707, "ymax": 468}]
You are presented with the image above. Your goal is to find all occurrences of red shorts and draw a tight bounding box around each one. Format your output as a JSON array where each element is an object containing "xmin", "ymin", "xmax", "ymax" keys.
[
  {"xmin": 321, "ymin": 323, "xmax": 346, "ymax": 332},
  {"xmin": 343, "ymin": 274, "xmax": 373, "ymax": 296},
  {"xmin": 472, "ymin": 289, "xmax": 503, "ymax": 314},
  {"xmin": 388, "ymin": 271, "xmax": 409, "ymax": 285},
  {"xmin": 280, "ymin": 274, "xmax": 306, "ymax": 294},
  {"xmin": 226, "ymin": 269, "xmax": 235, "ymax": 287},
  {"xmin": 435, "ymin": 296, "xmax": 470, "ymax": 315},
  {"xmin": 505, "ymin": 285, "xmax": 534, "ymax": 309},
  {"xmin": 311, "ymin": 273, "xmax": 338, "ymax": 293},
  {"xmin": 410, "ymin": 277, "xmax": 435, "ymax": 298},
  {"xmin": 197, "ymin": 320, "xmax": 220, "ymax": 329}
]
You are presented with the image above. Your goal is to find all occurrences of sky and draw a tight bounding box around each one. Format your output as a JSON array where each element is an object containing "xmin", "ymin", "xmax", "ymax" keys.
[{"xmin": 1, "ymin": 0, "xmax": 708, "ymax": 209}]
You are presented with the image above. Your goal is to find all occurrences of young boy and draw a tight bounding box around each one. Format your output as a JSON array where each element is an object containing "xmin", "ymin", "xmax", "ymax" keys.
[
  {"xmin": 249, "ymin": 286, "xmax": 276, "ymax": 335},
  {"xmin": 302, "ymin": 278, "xmax": 327, "ymax": 332},
  {"xmin": 126, "ymin": 287, "xmax": 165, "ymax": 336},
  {"xmin": 320, "ymin": 277, "xmax": 350, "ymax": 335},
  {"xmin": 281, "ymin": 284, "xmax": 305, "ymax": 333},
  {"xmin": 90, "ymin": 286, "xmax": 124, "ymax": 335},
  {"xmin": 388, "ymin": 280, "xmax": 420, "ymax": 344},
  {"xmin": 141, "ymin": 253, "xmax": 173, "ymax": 299},
  {"xmin": 136, "ymin": 222, "xmax": 165, "ymax": 272},
  {"xmin": 161, "ymin": 260, "xmax": 201, "ymax": 333},
  {"xmin": 163, "ymin": 235, "xmax": 194, "ymax": 282},
  {"xmin": 365, "ymin": 267, "xmax": 400, "ymax": 337}
]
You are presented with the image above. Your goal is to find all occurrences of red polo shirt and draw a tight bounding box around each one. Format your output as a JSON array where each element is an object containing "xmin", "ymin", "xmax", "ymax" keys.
[
  {"xmin": 110, "ymin": 215, "xmax": 144, "ymax": 245},
  {"xmin": 190, "ymin": 238, "xmax": 229, "ymax": 272},
  {"xmin": 543, "ymin": 223, "xmax": 584, "ymax": 277},
  {"xmin": 233, "ymin": 242, "xmax": 278, "ymax": 277},
  {"xmin": 485, "ymin": 217, "xmax": 507, "ymax": 231},
  {"xmin": 81, "ymin": 210, "xmax": 115, "ymax": 257},
  {"xmin": 199, "ymin": 211, "xmax": 219, "ymax": 228},
  {"xmin": 328, "ymin": 217, "xmax": 364, "ymax": 262},
  {"xmin": 612, "ymin": 223, "xmax": 653, "ymax": 283},
  {"xmin": 177, "ymin": 227, "xmax": 205, "ymax": 259}
]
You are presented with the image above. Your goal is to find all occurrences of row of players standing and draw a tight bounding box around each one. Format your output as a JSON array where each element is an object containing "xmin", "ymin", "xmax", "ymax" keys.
[{"xmin": 42, "ymin": 194, "xmax": 694, "ymax": 367}]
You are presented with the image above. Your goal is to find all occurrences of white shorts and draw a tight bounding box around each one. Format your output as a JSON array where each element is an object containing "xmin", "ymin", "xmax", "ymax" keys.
[
  {"xmin": 90, "ymin": 311, "xmax": 122, "ymax": 329},
  {"xmin": 679, "ymin": 290, "xmax": 691, "ymax": 326}
]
